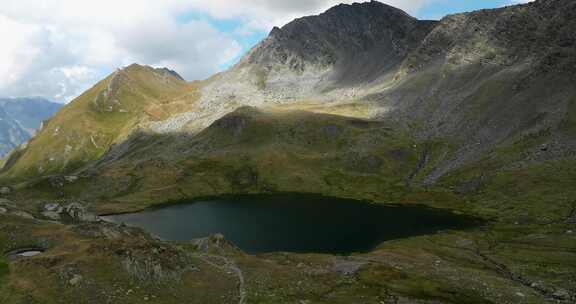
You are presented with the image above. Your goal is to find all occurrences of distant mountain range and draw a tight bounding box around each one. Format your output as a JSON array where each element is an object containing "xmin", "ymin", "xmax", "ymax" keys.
[{"xmin": 0, "ymin": 98, "xmax": 62, "ymax": 156}]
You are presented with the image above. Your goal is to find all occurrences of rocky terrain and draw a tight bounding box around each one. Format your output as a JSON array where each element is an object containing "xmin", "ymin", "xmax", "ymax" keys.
[
  {"xmin": 0, "ymin": 0, "xmax": 575, "ymax": 303},
  {"xmin": 0, "ymin": 98, "xmax": 61, "ymax": 157}
]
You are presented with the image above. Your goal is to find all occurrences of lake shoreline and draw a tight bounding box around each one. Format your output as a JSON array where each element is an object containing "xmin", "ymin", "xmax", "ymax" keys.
[{"xmin": 103, "ymin": 192, "xmax": 486, "ymax": 255}]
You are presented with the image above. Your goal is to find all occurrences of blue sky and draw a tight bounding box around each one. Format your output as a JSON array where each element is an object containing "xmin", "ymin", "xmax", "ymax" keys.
[
  {"xmin": 0, "ymin": 0, "xmax": 530, "ymax": 102},
  {"xmin": 417, "ymin": 0, "xmax": 518, "ymax": 20},
  {"xmin": 176, "ymin": 11, "xmax": 267, "ymax": 69}
]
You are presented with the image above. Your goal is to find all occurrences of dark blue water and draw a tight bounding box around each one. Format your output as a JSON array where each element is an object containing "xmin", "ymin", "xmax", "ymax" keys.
[{"xmin": 104, "ymin": 193, "xmax": 479, "ymax": 254}]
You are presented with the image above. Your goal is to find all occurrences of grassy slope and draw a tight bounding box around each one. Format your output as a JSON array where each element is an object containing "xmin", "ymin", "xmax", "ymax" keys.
[
  {"xmin": 52, "ymin": 107, "xmax": 421, "ymax": 213},
  {"xmin": 0, "ymin": 64, "xmax": 193, "ymax": 181},
  {"xmin": 0, "ymin": 105, "xmax": 574, "ymax": 303},
  {"xmin": 0, "ymin": 215, "xmax": 240, "ymax": 304},
  {"xmin": 0, "ymin": 257, "xmax": 7, "ymax": 300},
  {"xmin": 0, "ymin": 64, "xmax": 573, "ymax": 303},
  {"xmin": 0, "ymin": 192, "xmax": 572, "ymax": 304}
]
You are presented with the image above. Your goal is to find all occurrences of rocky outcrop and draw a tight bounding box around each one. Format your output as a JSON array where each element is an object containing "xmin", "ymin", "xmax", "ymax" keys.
[
  {"xmin": 191, "ymin": 234, "xmax": 242, "ymax": 254},
  {"xmin": 42, "ymin": 202, "xmax": 100, "ymax": 223},
  {"xmin": 0, "ymin": 186, "xmax": 12, "ymax": 195},
  {"xmin": 65, "ymin": 203, "xmax": 100, "ymax": 222}
]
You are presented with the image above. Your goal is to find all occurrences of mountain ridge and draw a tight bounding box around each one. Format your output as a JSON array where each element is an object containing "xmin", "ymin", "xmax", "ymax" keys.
[
  {"xmin": 3, "ymin": 0, "xmax": 576, "ymax": 185},
  {"xmin": 0, "ymin": 64, "xmax": 193, "ymax": 179},
  {"xmin": 148, "ymin": 1, "xmax": 438, "ymax": 135}
]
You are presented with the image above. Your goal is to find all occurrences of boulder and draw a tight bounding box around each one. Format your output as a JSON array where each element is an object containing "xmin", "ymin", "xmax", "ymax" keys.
[
  {"xmin": 64, "ymin": 176, "xmax": 79, "ymax": 183},
  {"xmin": 64, "ymin": 203, "xmax": 100, "ymax": 223},
  {"xmin": 42, "ymin": 203, "xmax": 64, "ymax": 221},
  {"xmin": 552, "ymin": 289, "xmax": 570, "ymax": 300},
  {"xmin": 0, "ymin": 186, "xmax": 12, "ymax": 195},
  {"xmin": 48, "ymin": 176, "xmax": 66, "ymax": 188},
  {"xmin": 69, "ymin": 274, "xmax": 83, "ymax": 286}
]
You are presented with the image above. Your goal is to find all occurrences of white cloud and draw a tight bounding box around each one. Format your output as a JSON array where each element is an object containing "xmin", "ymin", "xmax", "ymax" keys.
[
  {"xmin": 0, "ymin": 15, "xmax": 42, "ymax": 90},
  {"xmin": 187, "ymin": 0, "xmax": 431, "ymax": 32},
  {"xmin": 0, "ymin": 0, "xmax": 244, "ymax": 102},
  {"xmin": 0, "ymin": 0, "xmax": 432, "ymax": 102}
]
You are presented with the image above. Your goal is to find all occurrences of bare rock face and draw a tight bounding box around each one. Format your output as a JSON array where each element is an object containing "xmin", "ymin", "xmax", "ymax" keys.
[
  {"xmin": 240, "ymin": 1, "xmax": 436, "ymax": 87},
  {"xmin": 401, "ymin": 0, "xmax": 576, "ymax": 75}
]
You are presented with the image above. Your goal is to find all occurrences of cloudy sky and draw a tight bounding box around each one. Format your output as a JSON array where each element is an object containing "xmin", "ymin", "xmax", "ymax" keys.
[{"xmin": 0, "ymin": 0, "xmax": 532, "ymax": 103}]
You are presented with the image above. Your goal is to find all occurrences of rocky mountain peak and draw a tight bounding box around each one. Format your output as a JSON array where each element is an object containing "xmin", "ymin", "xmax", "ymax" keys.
[
  {"xmin": 122, "ymin": 63, "xmax": 185, "ymax": 82},
  {"xmin": 171, "ymin": 1, "xmax": 440, "ymax": 138},
  {"xmin": 323, "ymin": 0, "xmax": 414, "ymax": 19},
  {"xmin": 241, "ymin": 0, "xmax": 427, "ymax": 71},
  {"xmin": 194, "ymin": 0, "xmax": 439, "ymax": 112}
]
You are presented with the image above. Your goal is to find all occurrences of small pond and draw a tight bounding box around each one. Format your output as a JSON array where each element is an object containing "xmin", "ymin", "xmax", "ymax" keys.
[
  {"xmin": 5, "ymin": 248, "xmax": 45, "ymax": 260},
  {"xmin": 103, "ymin": 193, "xmax": 480, "ymax": 254}
]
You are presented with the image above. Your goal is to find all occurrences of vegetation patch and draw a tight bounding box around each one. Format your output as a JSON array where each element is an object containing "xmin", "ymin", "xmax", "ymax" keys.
[{"xmin": 0, "ymin": 257, "xmax": 8, "ymax": 285}]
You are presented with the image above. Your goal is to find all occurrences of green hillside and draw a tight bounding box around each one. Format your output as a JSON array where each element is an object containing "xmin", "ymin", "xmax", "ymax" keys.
[{"xmin": 0, "ymin": 64, "xmax": 193, "ymax": 180}]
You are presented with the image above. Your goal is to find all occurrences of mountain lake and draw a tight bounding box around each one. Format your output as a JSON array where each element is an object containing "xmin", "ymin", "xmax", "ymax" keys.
[{"xmin": 103, "ymin": 193, "xmax": 481, "ymax": 254}]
